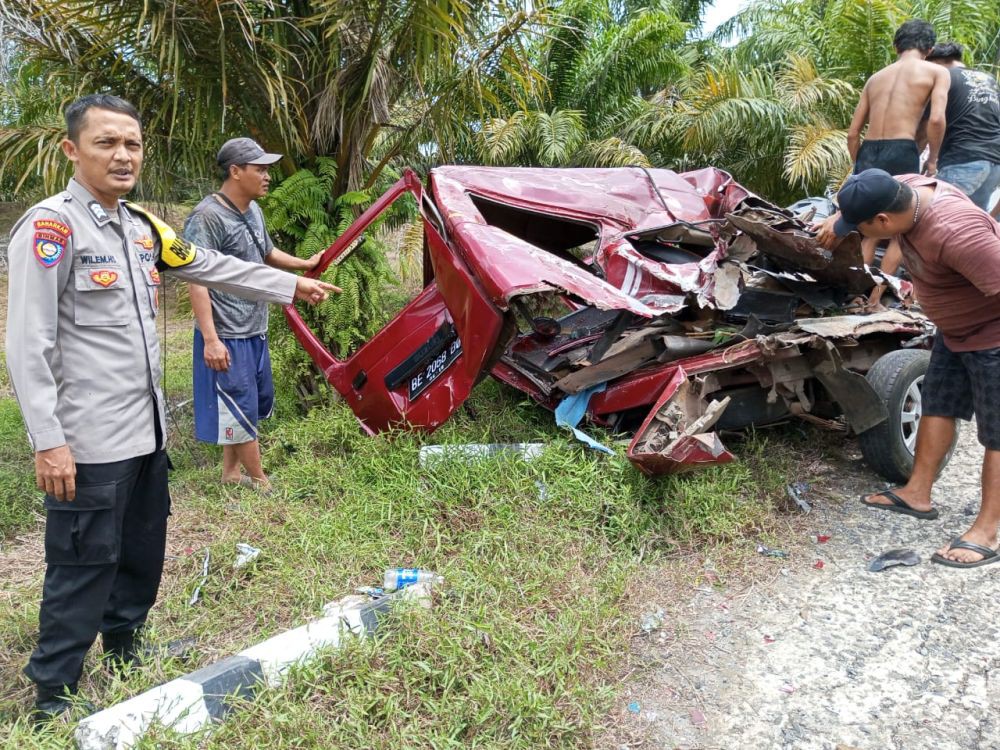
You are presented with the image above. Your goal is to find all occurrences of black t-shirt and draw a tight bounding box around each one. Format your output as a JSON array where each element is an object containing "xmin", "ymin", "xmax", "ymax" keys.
[{"xmin": 939, "ymin": 66, "xmax": 1000, "ymax": 168}]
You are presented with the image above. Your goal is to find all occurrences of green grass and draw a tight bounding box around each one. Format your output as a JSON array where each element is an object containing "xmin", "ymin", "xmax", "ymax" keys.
[
  {"xmin": 0, "ymin": 316, "xmax": 794, "ymax": 748},
  {"xmin": 0, "ymin": 398, "xmax": 38, "ymax": 536}
]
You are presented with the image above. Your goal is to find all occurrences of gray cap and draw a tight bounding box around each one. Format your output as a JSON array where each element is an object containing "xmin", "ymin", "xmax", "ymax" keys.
[{"xmin": 216, "ymin": 137, "xmax": 282, "ymax": 170}]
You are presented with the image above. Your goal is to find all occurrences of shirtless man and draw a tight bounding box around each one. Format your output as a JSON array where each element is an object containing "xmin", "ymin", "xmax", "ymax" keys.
[{"xmin": 818, "ymin": 20, "xmax": 951, "ymax": 293}]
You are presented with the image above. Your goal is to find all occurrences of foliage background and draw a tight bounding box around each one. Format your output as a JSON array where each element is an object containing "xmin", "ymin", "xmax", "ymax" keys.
[
  {"xmin": 3, "ymin": 1, "xmax": 999, "ymax": 203},
  {"xmin": 2, "ymin": 0, "xmax": 1000, "ymax": 381}
]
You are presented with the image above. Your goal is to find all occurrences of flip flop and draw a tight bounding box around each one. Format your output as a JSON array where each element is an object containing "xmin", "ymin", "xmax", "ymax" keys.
[
  {"xmin": 931, "ymin": 538, "xmax": 1000, "ymax": 569},
  {"xmin": 859, "ymin": 489, "xmax": 939, "ymax": 520}
]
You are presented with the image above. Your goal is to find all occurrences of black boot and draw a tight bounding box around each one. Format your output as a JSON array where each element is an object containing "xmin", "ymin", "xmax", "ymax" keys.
[
  {"xmin": 32, "ymin": 683, "xmax": 81, "ymax": 726},
  {"xmin": 102, "ymin": 629, "xmax": 196, "ymax": 673},
  {"xmin": 102, "ymin": 628, "xmax": 141, "ymax": 671}
]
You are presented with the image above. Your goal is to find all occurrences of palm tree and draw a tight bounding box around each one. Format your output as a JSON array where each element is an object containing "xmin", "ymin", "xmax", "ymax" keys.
[
  {"xmin": 476, "ymin": 0, "xmax": 693, "ymax": 167},
  {"xmin": 0, "ymin": 0, "xmax": 547, "ymax": 200},
  {"xmin": 663, "ymin": 0, "xmax": 1000, "ymax": 201}
]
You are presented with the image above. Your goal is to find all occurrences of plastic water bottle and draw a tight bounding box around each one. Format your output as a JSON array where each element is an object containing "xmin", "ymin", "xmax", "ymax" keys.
[{"xmin": 383, "ymin": 568, "xmax": 444, "ymax": 591}]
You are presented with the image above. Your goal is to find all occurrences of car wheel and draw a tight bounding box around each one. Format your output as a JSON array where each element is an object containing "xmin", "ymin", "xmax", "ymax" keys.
[{"xmin": 858, "ymin": 349, "xmax": 958, "ymax": 484}]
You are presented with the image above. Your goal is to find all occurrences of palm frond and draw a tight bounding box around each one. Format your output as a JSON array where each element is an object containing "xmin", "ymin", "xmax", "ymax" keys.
[
  {"xmin": 573, "ymin": 136, "xmax": 651, "ymax": 167},
  {"xmin": 783, "ymin": 121, "xmax": 851, "ymax": 190}
]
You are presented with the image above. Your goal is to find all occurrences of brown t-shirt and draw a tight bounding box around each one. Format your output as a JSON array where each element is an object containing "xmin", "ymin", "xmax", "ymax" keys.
[{"xmin": 896, "ymin": 174, "xmax": 1000, "ymax": 351}]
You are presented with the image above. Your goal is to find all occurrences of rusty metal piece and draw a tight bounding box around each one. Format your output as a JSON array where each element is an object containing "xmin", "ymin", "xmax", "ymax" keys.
[{"xmin": 725, "ymin": 209, "xmax": 875, "ymax": 293}]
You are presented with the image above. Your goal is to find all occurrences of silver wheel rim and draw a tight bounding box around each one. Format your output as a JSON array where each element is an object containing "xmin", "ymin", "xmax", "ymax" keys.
[{"xmin": 900, "ymin": 375, "xmax": 923, "ymax": 455}]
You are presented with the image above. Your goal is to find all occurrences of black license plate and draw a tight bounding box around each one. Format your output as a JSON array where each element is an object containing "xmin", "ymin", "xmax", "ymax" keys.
[{"xmin": 408, "ymin": 335, "xmax": 463, "ymax": 399}]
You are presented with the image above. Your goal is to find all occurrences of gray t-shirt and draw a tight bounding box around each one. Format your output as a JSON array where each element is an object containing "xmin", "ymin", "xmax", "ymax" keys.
[{"xmin": 183, "ymin": 195, "xmax": 275, "ymax": 337}]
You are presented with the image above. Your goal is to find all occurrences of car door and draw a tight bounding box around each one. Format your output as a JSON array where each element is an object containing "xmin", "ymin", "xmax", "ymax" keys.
[{"xmin": 283, "ymin": 170, "xmax": 505, "ymax": 433}]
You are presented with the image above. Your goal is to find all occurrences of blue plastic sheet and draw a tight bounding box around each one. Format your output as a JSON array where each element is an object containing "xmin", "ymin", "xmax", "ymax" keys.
[{"xmin": 554, "ymin": 383, "xmax": 614, "ymax": 455}]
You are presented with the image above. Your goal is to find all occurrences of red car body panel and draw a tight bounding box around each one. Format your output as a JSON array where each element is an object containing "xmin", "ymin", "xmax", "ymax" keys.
[{"xmin": 284, "ymin": 165, "xmax": 930, "ymax": 474}]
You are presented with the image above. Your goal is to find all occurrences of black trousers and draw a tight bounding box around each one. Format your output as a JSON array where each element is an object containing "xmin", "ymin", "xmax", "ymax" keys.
[{"xmin": 24, "ymin": 450, "xmax": 170, "ymax": 690}]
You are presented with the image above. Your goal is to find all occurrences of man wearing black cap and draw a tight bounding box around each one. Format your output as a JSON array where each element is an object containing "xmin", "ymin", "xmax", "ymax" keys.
[
  {"xmin": 819, "ymin": 168, "xmax": 1000, "ymax": 568},
  {"xmin": 183, "ymin": 138, "xmax": 324, "ymax": 491}
]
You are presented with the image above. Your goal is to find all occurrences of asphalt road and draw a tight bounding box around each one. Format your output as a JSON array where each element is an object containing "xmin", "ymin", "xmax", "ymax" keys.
[{"xmin": 623, "ymin": 424, "xmax": 1000, "ymax": 750}]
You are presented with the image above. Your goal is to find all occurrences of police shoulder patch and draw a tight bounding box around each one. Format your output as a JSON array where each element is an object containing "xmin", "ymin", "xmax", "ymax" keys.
[{"xmin": 33, "ymin": 218, "xmax": 72, "ymax": 268}]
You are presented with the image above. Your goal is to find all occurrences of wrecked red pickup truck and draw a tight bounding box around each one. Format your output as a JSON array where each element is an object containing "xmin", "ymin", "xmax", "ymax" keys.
[{"xmin": 285, "ymin": 166, "xmax": 940, "ymax": 483}]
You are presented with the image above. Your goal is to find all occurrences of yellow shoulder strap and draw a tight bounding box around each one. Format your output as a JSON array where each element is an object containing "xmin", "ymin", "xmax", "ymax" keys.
[{"xmin": 124, "ymin": 202, "xmax": 198, "ymax": 267}]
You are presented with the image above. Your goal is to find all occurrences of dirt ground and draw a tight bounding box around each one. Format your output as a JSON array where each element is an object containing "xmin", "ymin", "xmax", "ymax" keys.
[{"xmin": 617, "ymin": 426, "xmax": 1000, "ymax": 750}]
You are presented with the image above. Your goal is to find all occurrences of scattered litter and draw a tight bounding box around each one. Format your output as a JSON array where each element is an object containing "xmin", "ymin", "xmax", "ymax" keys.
[
  {"xmin": 355, "ymin": 586, "xmax": 385, "ymax": 598},
  {"xmin": 757, "ymin": 543, "xmax": 789, "ymax": 558},
  {"xmin": 868, "ymin": 548, "xmax": 920, "ymax": 572},
  {"xmin": 188, "ymin": 549, "xmax": 211, "ymax": 606},
  {"xmin": 763, "ymin": 635, "xmax": 776, "ymax": 644},
  {"xmin": 704, "ymin": 630, "xmax": 716, "ymax": 642},
  {"xmin": 786, "ymin": 482, "xmax": 812, "ymax": 512},
  {"xmin": 627, "ymin": 701, "xmax": 642, "ymax": 715},
  {"xmin": 639, "ymin": 607, "xmax": 665, "ymax": 633},
  {"xmin": 812, "ymin": 560, "xmax": 825, "ymax": 570},
  {"xmin": 419, "ymin": 442, "xmax": 545, "ymax": 467},
  {"xmin": 233, "ymin": 543, "xmax": 261, "ymax": 569},
  {"xmin": 689, "ymin": 708, "xmax": 707, "ymax": 727},
  {"xmin": 813, "ymin": 534, "xmax": 831, "ymax": 544},
  {"xmin": 779, "ymin": 682, "xmax": 796, "ymax": 694},
  {"xmin": 383, "ymin": 568, "xmax": 444, "ymax": 591},
  {"xmin": 535, "ymin": 480, "xmax": 549, "ymax": 501}
]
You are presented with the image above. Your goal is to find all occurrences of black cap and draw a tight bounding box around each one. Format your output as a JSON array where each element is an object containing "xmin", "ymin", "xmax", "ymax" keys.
[
  {"xmin": 834, "ymin": 169, "xmax": 904, "ymax": 236},
  {"xmin": 216, "ymin": 137, "xmax": 282, "ymax": 171}
]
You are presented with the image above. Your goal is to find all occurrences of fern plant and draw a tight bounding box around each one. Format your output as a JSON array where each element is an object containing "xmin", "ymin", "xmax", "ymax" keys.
[{"xmin": 261, "ymin": 158, "xmax": 401, "ymax": 410}]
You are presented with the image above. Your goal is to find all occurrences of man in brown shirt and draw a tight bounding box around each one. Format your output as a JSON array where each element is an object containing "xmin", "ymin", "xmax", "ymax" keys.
[{"xmin": 819, "ymin": 168, "xmax": 1000, "ymax": 567}]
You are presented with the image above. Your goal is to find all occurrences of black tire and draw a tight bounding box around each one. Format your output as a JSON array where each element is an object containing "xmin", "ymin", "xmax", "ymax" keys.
[{"xmin": 858, "ymin": 349, "xmax": 957, "ymax": 484}]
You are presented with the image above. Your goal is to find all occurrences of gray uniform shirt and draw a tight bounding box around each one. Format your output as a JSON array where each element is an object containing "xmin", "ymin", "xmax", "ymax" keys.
[
  {"xmin": 4, "ymin": 178, "xmax": 298, "ymax": 464},
  {"xmin": 182, "ymin": 196, "xmax": 274, "ymax": 337}
]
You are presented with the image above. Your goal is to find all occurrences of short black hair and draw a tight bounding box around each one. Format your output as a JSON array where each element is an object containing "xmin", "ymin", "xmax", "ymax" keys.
[
  {"xmin": 893, "ymin": 19, "xmax": 936, "ymax": 53},
  {"xmin": 884, "ymin": 181, "xmax": 914, "ymax": 214},
  {"xmin": 64, "ymin": 94, "xmax": 142, "ymax": 142},
  {"xmin": 927, "ymin": 41, "xmax": 964, "ymax": 63}
]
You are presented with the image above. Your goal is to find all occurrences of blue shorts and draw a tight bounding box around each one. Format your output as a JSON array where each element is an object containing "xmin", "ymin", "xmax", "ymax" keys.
[
  {"xmin": 937, "ymin": 160, "xmax": 1000, "ymax": 211},
  {"xmin": 193, "ymin": 330, "xmax": 274, "ymax": 445}
]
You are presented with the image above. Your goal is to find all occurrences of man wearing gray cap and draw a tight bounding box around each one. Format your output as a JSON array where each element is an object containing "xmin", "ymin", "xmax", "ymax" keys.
[
  {"xmin": 817, "ymin": 168, "xmax": 1000, "ymax": 568},
  {"xmin": 183, "ymin": 138, "xmax": 322, "ymax": 491}
]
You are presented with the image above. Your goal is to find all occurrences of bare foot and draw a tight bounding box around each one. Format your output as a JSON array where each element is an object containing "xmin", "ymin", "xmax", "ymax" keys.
[
  {"xmin": 247, "ymin": 474, "xmax": 272, "ymax": 492},
  {"xmin": 223, "ymin": 474, "xmax": 271, "ymax": 493},
  {"xmin": 864, "ymin": 487, "xmax": 933, "ymax": 512},
  {"xmin": 865, "ymin": 283, "xmax": 887, "ymax": 310},
  {"xmin": 935, "ymin": 528, "xmax": 999, "ymax": 564}
]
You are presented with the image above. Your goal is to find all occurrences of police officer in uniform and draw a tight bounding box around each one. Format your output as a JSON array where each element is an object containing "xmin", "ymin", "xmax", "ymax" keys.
[{"xmin": 4, "ymin": 94, "xmax": 336, "ymax": 721}]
